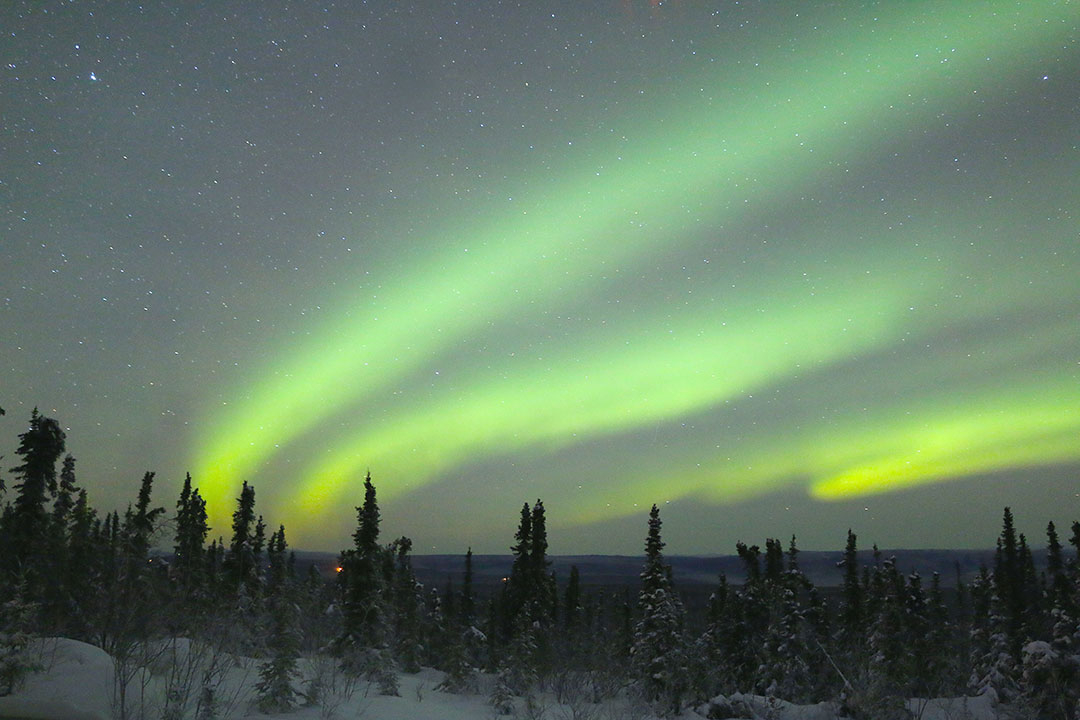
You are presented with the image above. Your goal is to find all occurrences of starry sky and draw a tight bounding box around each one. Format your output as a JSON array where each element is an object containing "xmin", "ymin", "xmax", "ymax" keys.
[{"xmin": 3, "ymin": 1, "xmax": 1079, "ymax": 555}]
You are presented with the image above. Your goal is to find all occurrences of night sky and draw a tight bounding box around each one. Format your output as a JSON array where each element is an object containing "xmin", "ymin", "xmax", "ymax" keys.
[{"xmin": 3, "ymin": 1, "xmax": 1078, "ymax": 554}]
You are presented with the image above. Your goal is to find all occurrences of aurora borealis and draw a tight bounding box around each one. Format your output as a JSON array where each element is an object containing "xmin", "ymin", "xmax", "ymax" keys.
[{"xmin": 3, "ymin": 1, "xmax": 1078, "ymax": 553}]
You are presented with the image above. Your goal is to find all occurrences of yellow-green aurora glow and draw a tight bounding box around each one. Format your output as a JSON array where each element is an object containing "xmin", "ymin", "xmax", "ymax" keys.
[{"xmin": 180, "ymin": 2, "xmax": 1080, "ymax": 548}]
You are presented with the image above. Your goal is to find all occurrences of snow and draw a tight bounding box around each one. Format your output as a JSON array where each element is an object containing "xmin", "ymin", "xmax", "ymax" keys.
[
  {"xmin": 0, "ymin": 638, "xmax": 113, "ymax": 720},
  {"xmin": 0, "ymin": 637, "xmax": 1002, "ymax": 720}
]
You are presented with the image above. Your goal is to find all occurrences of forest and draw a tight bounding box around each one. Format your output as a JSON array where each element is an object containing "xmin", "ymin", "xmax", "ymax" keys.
[{"xmin": 1, "ymin": 408, "xmax": 1078, "ymax": 719}]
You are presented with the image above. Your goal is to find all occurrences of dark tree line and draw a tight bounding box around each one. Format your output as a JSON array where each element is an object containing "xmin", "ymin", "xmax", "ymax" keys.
[{"xmin": 1, "ymin": 409, "xmax": 1078, "ymax": 719}]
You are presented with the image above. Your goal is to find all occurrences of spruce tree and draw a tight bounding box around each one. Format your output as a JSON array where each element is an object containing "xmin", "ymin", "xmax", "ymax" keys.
[
  {"xmin": 173, "ymin": 473, "xmax": 209, "ymax": 603},
  {"xmin": 923, "ymin": 572, "xmax": 958, "ymax": 696},
  {"xmin": 0, "ymin": 575, "xmax": 41, "ymax": 696},
  {"xmin": 461, "ymin": 547, "xmax": 475, "ymax": 627},
  {"xmin": 756, "ymin": 535, "xmax": 820, "ymax": 703},
  {"xmin": 1046, "ymin": 521, "xmax": 1072, "ymax": 610},
  {"xmin": 256, "ymin": 525, "xmax": 301, "ymax": 713},
  {"xmin": 564, "ymin": 564, "xmax": 582, "ymax": 632},
  {"xmin": 126, "ymin": 471, "xmax": 165, "ymax": 571},
  {"xmin": 338, "ymin": 471, "xmax": 392, "ymax": 685},
  {"xmin": 857, "ymin": 556, "xmax": 908, "ymax": 718},
  {"xmin": 437, "ymin": 548, "xmax": 482, "ymax": 693},
  {"xmin": 630, "ymin": 504, "xmax": 687, "ymax": 716},
  {"xmin": 66, "ymin": 488, "xmax": 97, "ymax": 639},
  {"xmin": 528, "ymin": 500, "xmax": 555, "ymax": 621},
  {"xmin": 390, "ymin": 536, "xmax": 424, "ymax": 673},
  {"xmin": 993, "ymin": 507, "xmax": 1032, "ymax": 662},
  {"xmin": 496, "ymin": 500, "xmax": 554, "ymax": 694},
  {"xmin": 116, "ymin": 472, "xmax": 166, "ymax": 647},
  {"xmin": 763, "ymin": 537, "xmax": 784, "ymax": 582},
  {"xmin": 840, "ymin": 529, "xmax": 863, "ymax": 640},
  {"xmin": 4, "ymin": 410, "xmax": 65, "ymax": 599},
  {"xmin": 224, "ymin": 481, "xmax": 259, "ymax": 596},
  {"xmin": 51, "ymin": 455, "xmax": 77, "ymax": 530},
  {"xmin": 43, "ymin": 454, "xmax": 78, "ymax": 631},
  {"xmin": 1070, "ymin": 521, "xmax": 1080, "ymax": 569},
  {"xmin": 970, "ymin": 567, "xmax": 1020, "ymax": 704},
  {"xmin": 504, "ymin": 502, "xmax": 533, "ymax": 632}
]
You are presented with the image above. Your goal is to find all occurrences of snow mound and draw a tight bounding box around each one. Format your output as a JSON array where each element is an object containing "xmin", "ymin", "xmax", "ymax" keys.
[{"xmin": 0, "ymin": 637, "xmax": 113, "ymax": 720}]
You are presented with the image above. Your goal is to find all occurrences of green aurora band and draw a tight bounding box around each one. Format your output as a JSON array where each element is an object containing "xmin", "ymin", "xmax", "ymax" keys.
[{"xmin": 193, "ymin": 2, "xmax": 1080, "ymax": 545}]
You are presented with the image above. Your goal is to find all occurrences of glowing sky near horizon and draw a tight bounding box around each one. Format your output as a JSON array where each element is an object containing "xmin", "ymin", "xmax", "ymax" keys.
[{"xmin": 3, "ymin": 1, "xmax": 1078, "ymax": 553}]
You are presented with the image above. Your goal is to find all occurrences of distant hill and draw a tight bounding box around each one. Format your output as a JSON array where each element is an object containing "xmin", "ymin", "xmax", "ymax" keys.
[{"xmin": 293, "ymin": 548, "xmax": 1015, "ymax": 590}]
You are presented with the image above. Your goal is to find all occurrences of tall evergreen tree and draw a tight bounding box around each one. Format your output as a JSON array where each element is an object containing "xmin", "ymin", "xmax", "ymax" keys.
[
  {"xmin": 390, "ymin": 536, "xmax": 424, "ymax": 673},
  {"xmin": 339, "ymin": 472, "xmax": 389, "ymax": 664},
  {"xmin": 461, "ymin": 547, "xmax": 475, "ymax": 627},
  {"xmin": 265, "ymin": 525, "xmax": 289, "ymax": 593},
  {"xmin": 528, "ymin": 500, "xmax": 555, "ymax": 620},
  {"xmin": 756, "ymin": 535, "xmax": 821, "ymax": 703},
  {"xmin": 224, "ymin": 481, "xmax": 260, "ymax": 596},
  {"xmin": 504, "ymin": 502, "xmax": 533, "ymax": 632},
  {"xmin": 840, "ymin": 529, "xmax": 863, "ymax": 637},
  {"xmin": 3, "ymin": 410, "xmax": 65, "ymax": 599},
  {"xmin": 50, "ymin": 455, "xmax": 77, "ymax": 531},
  {"xmin": 630, "ymin": 504, "xmax": 687, "ymax": 716},
  {"xmin": 43, "ymin": 454, "xmax": 78, "ymax": 631},
  {"xmin": 126, "ymin": 471, "xmax": 165, "ymax": 571},
  {"xmin": 564, "ymin": 564, "xmax": 582, "ymax": 631},
  {"xmin": 1045, "ymin": 521, "xmax": 1071, "ymax": 609},
  {"xmin": 1070, "ymin": 521, "xmax": 1080, "ymax": 570},
  {"xmin": 173, "ymin": 473, "xmax": 210, "ymax": 602},
  {"xmin": 993, "ymin": 507, "xmax": 1032, "ymax": 661},
  {"xmin": 99, "ymin": 473, "xmax": 165, "ymax": 656},
  {"xmin": 66, "ymin": 488, "xmax": 97, "ymax": 638},
  {"xmin": 256, "ymin": 524, "xmax": 301, "ymax": 712}
]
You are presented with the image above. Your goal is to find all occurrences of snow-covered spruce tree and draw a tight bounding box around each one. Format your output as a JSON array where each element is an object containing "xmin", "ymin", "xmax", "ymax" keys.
[
  {"xmin": 436, "ymin": 628, "xmax": 476, "ymax": 694},
  {"xmin": 0, "ymin": 576, "xmax": 41, "ymax": 697},
  {"xmin": 920, "ymin": 571, "xmax": 962, "ymax": 698},
  {"xmin": 497, "ymin": 612, "xmax": 540, "ymax": 697},
  {"xmin": 836, "ymin": 554, "xmax": 908, "ymax": 720},
  {"xmin": 694, "ymin": 573, "xmax": 733, "ymax": 698},
  {"xmin": 489, "ymin": 666, "xmax": 517, "ymax": 716},
  {"xmin": 993, "ymin": 507, "xmax": 1033, "ymax": 663},
  {"xmin": 255, "ymin": 525, "xmax": 302, "ymax": 713},
  {"xmin": 832, "ymin": 528, "xmax": 867, "ymax": 693},
  {"xmin": 437, "ymin": 548, "xmax": 484, "ymax": 693},
  {"xmin": 630, "ymin": 504, "xmax": 688, "ymax": 717},
  {"xmin": 969, "ymin": 583, "xmax": 1020, "ymax": 705},
  {"xmin": 336, "ymin": 472, "xmax": 397, "ymax": 693},
  {"xmin": 493, "ymin": 498, "xmax": 555, "ymax": 694},
  {"xmin": 1016, "ymin": 601, "xmax": 1080, "ymax": 719},
  {"xmin": 389, "ymin": 535, "xmax": 424, "ymax": 673},
  {"xmin": 754, "ymin": 536, "xmax": 823, "ymax": 704}
]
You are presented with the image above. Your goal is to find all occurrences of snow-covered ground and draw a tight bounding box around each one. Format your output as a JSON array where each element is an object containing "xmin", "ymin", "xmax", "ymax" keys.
[{"xmin": 0, "ymin": 638, "xmax": 998, "ymax": 720}]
